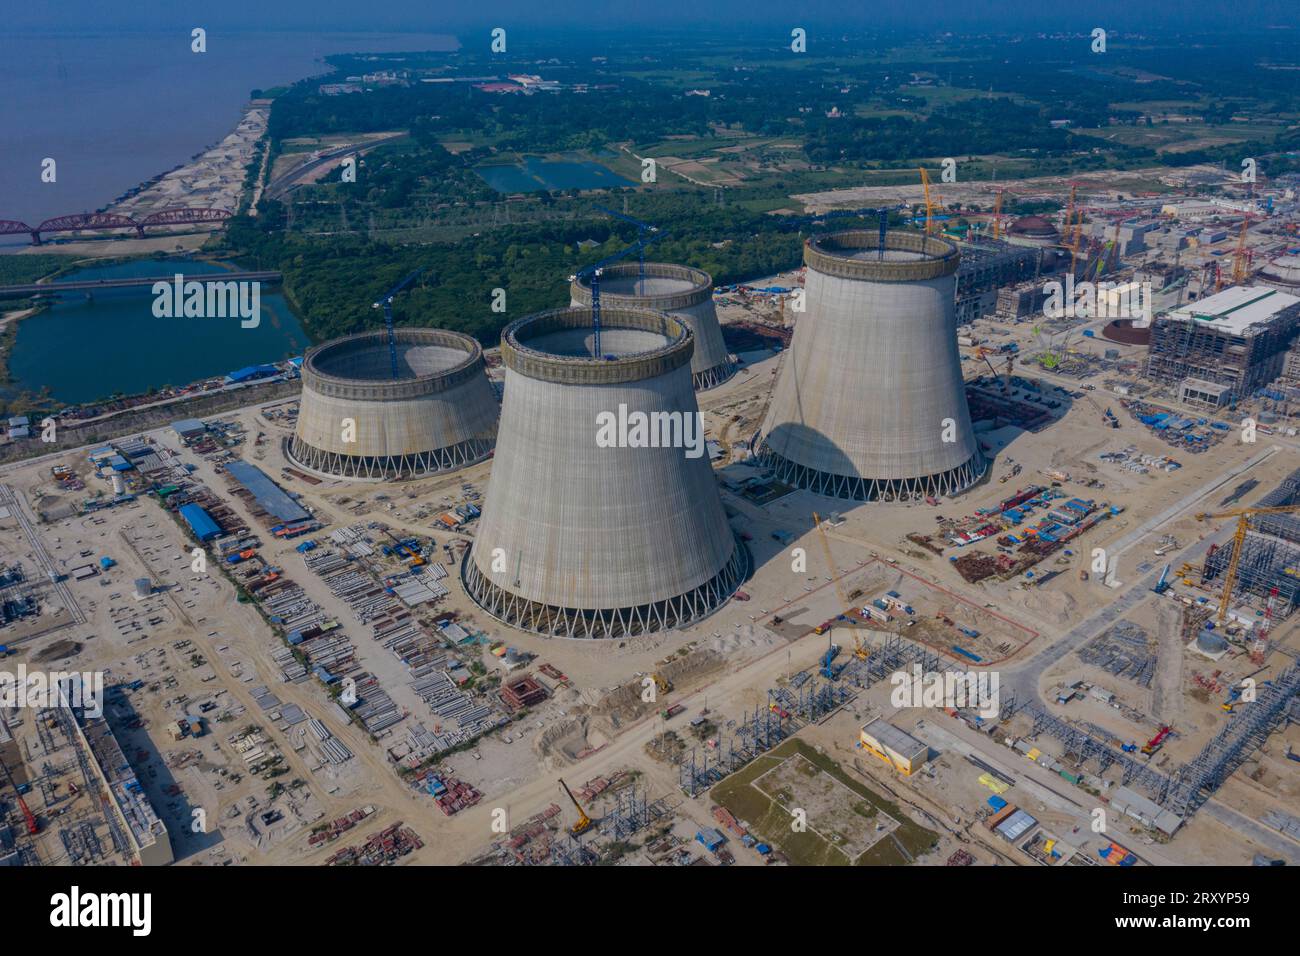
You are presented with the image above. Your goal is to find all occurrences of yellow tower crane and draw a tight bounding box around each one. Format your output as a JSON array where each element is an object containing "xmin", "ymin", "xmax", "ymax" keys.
[
  {"xmin": 918, "ymin": 167, "xmax": 938, "ymax": 235},
  {"xmin": 1230, "ymin": 216, "xmax": 1253, "ymax": 286},
  {"xmin": 991, "ymin": 189, "xmax": 1005, "ymax": 240},
  {"xmin": 1195, "ymin": 504, "xmax": 1300, "ymax": 626},
  {"xmin": 812, "ymin": 512, "xmax": 865, "ymax": 657}
]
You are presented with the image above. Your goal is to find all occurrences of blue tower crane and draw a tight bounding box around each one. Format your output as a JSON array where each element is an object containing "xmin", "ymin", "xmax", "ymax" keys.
[
  {"xmin": 592, "ymin": 205, "xmax": 660, "ymax": 294},
  {"xmin": 372, "ymin": 268, "xmax": 423, "ymax": 379},
  {"xmin": 778, "ymin": 205, "xmax": 902, "ymax": 259},
  {"xmin": 570, "ymin": 231, "xmax": 667, "ymax": 359}
]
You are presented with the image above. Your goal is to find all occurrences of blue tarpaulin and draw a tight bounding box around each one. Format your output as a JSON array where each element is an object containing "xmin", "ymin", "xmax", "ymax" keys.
[{"xmin": 225, "ymin": 460, "xmax": 309, "ymax": 523}]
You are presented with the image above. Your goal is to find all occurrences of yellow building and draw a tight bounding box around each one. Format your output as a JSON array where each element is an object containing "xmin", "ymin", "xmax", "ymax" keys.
[{"xmin": 859, "ymin": 718, "xmax": 928, "ymax": 775}]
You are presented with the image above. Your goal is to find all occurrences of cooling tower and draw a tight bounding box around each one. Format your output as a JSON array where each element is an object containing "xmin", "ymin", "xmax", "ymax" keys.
[
  {"xmin": 754, "ymin": 230, "xmax": 985, "ymax": 500},
  {"xmin": 288, "ymin": 328, "xmax": 498, "ymax": 481},
  {"xmin": 462, "ymin": 306, "xmax": 747, "ymax": 639},
  {"xmin": 570, "ymin": 262, "xmax": 736, "ymax": 390}
]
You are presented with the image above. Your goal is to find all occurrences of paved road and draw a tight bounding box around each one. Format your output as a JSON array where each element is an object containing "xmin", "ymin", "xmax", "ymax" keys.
[{"xmin": 1004, "ymin": 445, "xmax": 1279, "ymax": 702}]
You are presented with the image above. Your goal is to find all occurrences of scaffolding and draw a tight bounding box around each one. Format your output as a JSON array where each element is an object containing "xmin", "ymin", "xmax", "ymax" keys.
[
  {"xmin": 1144, "ymin": 293, "xmax": 1300, "ymax": 404},
  {"xmin": 1164, "ymin": 663, "xmax": 1300, "ymax": 816},
  {"xmin": 1203, "ymin": 467, "xmax": 1300, "ymax": 617},
  {"xmin": 598, "ymin": 782, "xmax": 668, "ymax": 844}
]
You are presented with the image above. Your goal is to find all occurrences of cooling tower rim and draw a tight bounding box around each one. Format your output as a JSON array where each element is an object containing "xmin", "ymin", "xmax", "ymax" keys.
[
  {"xmin": 805, "ymin": 229, "xmax": 960, "ymax": 282},
  {"xmin": 302, "ymin": 327, "xmax": 485, "ymax": 401},
  {"xmin": 501, "ymin": 306, "xmax": 695, "ymax": 385},
  {"xmin": 570, "ymin": 261, "xmax": 713, "ymax": 310}
]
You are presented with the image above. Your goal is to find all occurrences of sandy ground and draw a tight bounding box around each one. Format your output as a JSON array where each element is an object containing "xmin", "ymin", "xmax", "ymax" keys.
[{"xmin": 1, "ymin": 268, "xmax": 1297, "ymax": 867}]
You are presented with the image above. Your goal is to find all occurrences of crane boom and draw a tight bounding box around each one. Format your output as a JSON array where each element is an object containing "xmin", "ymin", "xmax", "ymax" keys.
[
  {"xmin": 558, "ymin": 777, "xmax": 593, "ymax": 835},
  {"xmin": 812, "ymin": 512, "xmax": 850, "ymax": 612},
  {"xmin": 592, "ymin": 205, "xmax": 659, "ymax": 294},
  {"xmin": 1231, "ymin": 216, "xmax": 1253, "ymax": 285},
  {"xmin": 1196, "ymin": 504, "xmax": 1300, "ymax": 624},
  {"xmin": 570, "ymin": 232, "xmax": 667, "ymax": 358},
  {"xmin": 372, "ymin": 268, "xmax": 423, "ymax": 379},
  {"xmin": 919, "ymin": 167, "xmax": 936, "ymax": 235}
]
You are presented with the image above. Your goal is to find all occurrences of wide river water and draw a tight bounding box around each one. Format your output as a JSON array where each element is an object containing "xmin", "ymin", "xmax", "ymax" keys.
[
  {"xmin": 0, "ymin": 29, "xmax": 457, "ymax": 230},
  {"xmin": 2, "ymin": 29, "xmax": 458, "ymax": 404}
]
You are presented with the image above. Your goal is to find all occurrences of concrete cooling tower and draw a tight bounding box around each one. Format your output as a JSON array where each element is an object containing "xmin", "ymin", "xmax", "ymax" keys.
[
  {"xmin": 462, "ymin": 306, "xmax": 747, "ymax": 639},
  {"xmin": 289, "ymin": 328, "xmax": 498, "ymax": 480},
  {"xmin": 570, "ymin": 262, "xmax": 736, "ymax": 390},
  {"xmin": 754, "ymin": 230, "xmax": 985, "ymax": 500}
]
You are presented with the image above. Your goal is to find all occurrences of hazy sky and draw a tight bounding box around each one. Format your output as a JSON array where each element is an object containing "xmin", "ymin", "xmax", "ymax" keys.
[{"xmin": 9, "ymin": 0, "xmax": 1299, "ymax": 33}]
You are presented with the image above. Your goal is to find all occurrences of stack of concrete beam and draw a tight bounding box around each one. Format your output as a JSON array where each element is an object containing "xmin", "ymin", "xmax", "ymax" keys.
[
  {"xmin": 462, "ymin": 306, "xmax": 747, "ymax": 639},
  {"xmin": 754, "ymin": 230, "xmax": 986, "ymax": 500}
]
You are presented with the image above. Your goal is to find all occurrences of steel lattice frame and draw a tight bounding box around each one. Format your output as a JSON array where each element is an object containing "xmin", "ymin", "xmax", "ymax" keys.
[
  {"xmin": 752, "ymin": 433, "xmax": 986, "ymax": 502},
  {"xmin": 461, "ymin": 538, "xmax": 750, "ymax": 640},
  {"xmin": 286, "ymin": 434, "xmax": 494, "ymax": 481},
  {"xmin": 692, "ymin": 358, "xmax": 738, "ymax": 391},
  {"xmin": 1164, "ymin": 664, "xmax": 1300, "ymax": 816}
]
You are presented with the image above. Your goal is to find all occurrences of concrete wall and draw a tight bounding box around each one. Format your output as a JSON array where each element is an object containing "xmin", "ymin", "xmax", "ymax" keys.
[
  {"xmin": 469, "ymin": 307, "xmax": 739, "ymax": 613},
  {"xmin": 571, "ymin": 263, "xmax": 735, "ymax": 389},
  {"xmin": 290, "ymin": 328, "xmax": 498, "ymax": 478},
  {"xmin": 759, "ymin": 232, "xmax": 983, "ymax": 490}
]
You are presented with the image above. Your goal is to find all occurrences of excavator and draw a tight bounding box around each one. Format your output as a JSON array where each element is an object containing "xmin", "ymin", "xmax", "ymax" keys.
[{"xmin": 558, "ymin": 777, "xmax": 593, "ymax": 836}]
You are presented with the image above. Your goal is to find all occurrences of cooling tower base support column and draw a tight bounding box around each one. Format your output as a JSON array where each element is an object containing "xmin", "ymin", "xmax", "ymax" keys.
[
  {"xmin": 460, "ymin": 539, "xmax": 751, "ymax": 640},
  {"xmin": 752, "ymin": 434, "xmax": 986, "ymax": 502},
  {"xmin": 286, "ymin": 435, "xmax": 495, "ymax": 482},
  {"xmin": 693, "ymin": 359, "xmax": 738, "ymax": 392}
]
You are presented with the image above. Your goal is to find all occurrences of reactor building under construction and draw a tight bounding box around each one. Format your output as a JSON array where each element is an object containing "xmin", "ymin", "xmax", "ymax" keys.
[
  {"xmin": 289, "ymin": 328, "xmax": 499, "ymax": 481},
  {"xmin": 462, "ymin": 306, "xmax": 747, "ymax": 639},
  {"xmin": 754, "ymin": 230, "xmax": 986, "ymax": 500},
  {"xmin": 570, "ymin": 262, "xmax": 736, "ymax": 390}
]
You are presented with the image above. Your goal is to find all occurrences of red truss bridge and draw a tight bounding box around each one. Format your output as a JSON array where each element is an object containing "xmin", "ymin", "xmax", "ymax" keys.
[{"xmin": 0, "ymin": 207, "xmax": 233, "ymax": 245}]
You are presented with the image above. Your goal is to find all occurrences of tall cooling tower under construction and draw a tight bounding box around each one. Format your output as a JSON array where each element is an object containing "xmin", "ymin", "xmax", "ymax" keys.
[
  {"xmin": 289, "ymin": 328, "xmax": 498, "ymax": 480},
  {"xmin": 754, "ymin": 230, "xmax": 985, "ymax": 500},
  {"xmin": 571, "ymin": 263, "xmax": 736, "ymax": 390},
  {"xmin": 462, "ymin": 307, "xmax": 747, "ymax": 639}
]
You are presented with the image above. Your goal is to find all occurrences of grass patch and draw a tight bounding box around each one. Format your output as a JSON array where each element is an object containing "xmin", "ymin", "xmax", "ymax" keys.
[{"xmin": 710, "ymin": 738, "xmax": 938, "ymax": 866}]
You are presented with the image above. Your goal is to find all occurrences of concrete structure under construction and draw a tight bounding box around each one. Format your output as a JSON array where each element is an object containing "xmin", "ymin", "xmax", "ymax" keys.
[
  {"xmin": 754, "ymin": 230, "xmax": 986, "ymax": 500},
  {"xmin": 57, "ymin": 684, "xmax": 173, "ymax": 866},
  {"xmin": 1259, "ymin": 254, "xmax": 1300, "ymax": 294},
  {"xmin": 289, "ymin": 328, "xmax": 498, "ymax": 481},
  {"xmin": 462, "ymin": 306, "xmax": 747, "ymax": 639},
  {"xmin": 570, "ymin": 263, "xmax": 735, "ymax": 390},
  {"xmin": 955, "ymin": 239, "xmax": 1041, "ymax": 324},
  {"xmin": 1144, "ymin": 285, "xmax": 1300, "ymax": 404}
]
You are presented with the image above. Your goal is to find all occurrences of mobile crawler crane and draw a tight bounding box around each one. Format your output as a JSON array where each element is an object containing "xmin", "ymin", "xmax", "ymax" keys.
[{"xmin": 558, "ymin": 777, "xmax": 593, "ymax": 836}]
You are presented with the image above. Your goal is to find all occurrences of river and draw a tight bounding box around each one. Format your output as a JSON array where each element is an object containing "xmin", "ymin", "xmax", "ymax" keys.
[
  {"xmin": 0, "ymin": 29, "xmax": 458, "ymax": 232},
  {"xmin": 7, "ymin": 259, "xmax": 311, "ymax": 405}
]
